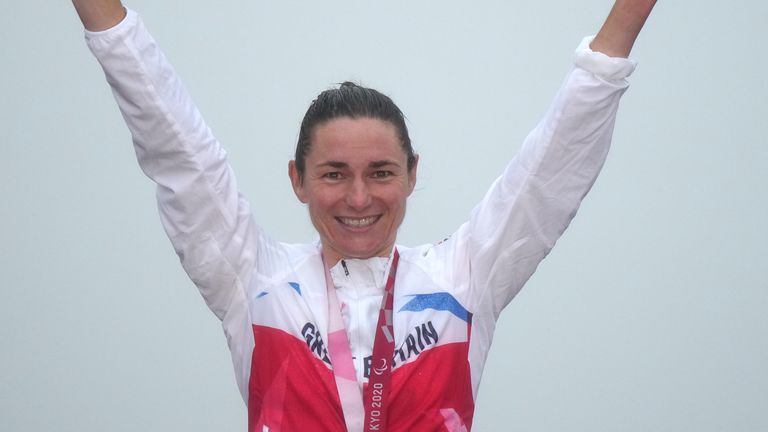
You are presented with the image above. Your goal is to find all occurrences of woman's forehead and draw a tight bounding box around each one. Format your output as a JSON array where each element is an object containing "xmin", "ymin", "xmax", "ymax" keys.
[{"xmin": 307, "ymin": 117, "xmax": 406, "ymax": 164}]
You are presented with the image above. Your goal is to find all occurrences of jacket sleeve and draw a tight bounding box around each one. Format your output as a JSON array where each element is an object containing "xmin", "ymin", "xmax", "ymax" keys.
[
  {"xmin": 453, "ymin": 37, "xmax": 637, "ymax": 317},
  {"xmin": 85, "ymin": 9, "xmax": 267, "ymax": 401}
]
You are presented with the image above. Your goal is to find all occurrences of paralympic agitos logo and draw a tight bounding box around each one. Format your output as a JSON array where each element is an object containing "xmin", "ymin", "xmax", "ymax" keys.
[{"xmin": 372, "ymin": 358, "xmax": 388, "ymax": 376}]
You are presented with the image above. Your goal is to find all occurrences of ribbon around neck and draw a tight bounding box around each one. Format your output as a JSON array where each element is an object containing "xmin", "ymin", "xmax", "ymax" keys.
[{"xmin": 323, "ymin": 249, "xmax": 400, "ymax": 432}]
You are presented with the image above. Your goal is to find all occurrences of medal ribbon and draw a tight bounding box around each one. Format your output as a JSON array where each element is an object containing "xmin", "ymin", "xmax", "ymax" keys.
[{"xmin": 324, "ymin": 249, "xmax": 400, "ymax": 432}]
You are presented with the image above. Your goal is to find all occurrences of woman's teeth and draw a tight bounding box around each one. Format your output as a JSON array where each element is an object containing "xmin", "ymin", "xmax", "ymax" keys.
[{"xmin": 339, "ymin": 216, "xmax": 377, "ymax": 227}]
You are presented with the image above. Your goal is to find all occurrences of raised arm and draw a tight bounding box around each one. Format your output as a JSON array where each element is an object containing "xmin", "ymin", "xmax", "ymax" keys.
[
  {"xmin": 73, "ymin": 4, "xmax": 270, "ymax": 401},
  {"xmin": 591, "ymin": 0, "xmax": 658, "ymax": 58},
  {"xmin": 453, "ymin": 1, "xmax": 659, "ymax": 316},
  {"xmin": 72, "ymin": 0, "xmax": 126, "ymax": 31}
]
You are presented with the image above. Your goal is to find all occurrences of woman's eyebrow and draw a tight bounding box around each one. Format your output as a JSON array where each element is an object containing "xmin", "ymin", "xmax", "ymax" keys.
[
  {"xmin": 369, "ymin": 160, "xmax": 400, "ymax": 168},
  {"xmin": 316, "ymin": 161, "xmax": 348, "ymax": 169}
]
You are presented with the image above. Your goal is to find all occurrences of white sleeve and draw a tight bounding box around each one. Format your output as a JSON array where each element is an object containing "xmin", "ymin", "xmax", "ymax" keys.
[
  {"xmin": 456, "ymin": 37, "xmax": 637, "ymax": 317},
  {"xmin": 85, "ymin": 9, "xmax": 266, "ymax": 401}
]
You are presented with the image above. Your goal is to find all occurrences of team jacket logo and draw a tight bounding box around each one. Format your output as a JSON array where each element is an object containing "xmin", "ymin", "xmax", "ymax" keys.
[
  {"xmin": 365, "ymin": 320, "xmax": 439, "ymax": 377},
  {"xmin": 301, "ymin": 320, "xmax": 441, "ymax": 373},
  {"xmin": 300, "ymin": 322, "xmax": 331, "ymax": 364}
]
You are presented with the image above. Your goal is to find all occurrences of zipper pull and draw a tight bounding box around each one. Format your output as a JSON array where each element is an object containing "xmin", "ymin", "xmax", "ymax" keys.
[{"xmin": 341, "ymin": 259, "xmax": 350, "ymax": 276}]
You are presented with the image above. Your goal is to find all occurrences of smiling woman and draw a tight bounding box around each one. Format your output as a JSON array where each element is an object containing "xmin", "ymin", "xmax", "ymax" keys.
[
  {"xmin": 71, "ymin": 0, "xmax": 656, "ymax": 431},
  {"xmin": 289, "ymin": 117, "xmax": 417, "ymax": 265}
]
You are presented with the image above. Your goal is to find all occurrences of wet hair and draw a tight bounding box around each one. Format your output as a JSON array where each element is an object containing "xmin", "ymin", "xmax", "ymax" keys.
[{"xmin": 294, "ymin": 81, "xmax": 416, "ymax": 181}]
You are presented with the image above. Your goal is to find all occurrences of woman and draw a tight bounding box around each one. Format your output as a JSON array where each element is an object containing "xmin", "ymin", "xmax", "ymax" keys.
[{"xmin": 72, "ymin": 1, "xmax": 657, "ymax": 430}]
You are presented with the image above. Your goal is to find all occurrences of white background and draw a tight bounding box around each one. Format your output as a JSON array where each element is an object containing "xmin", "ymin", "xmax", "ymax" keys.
[{"xmin": 2, "ymin": 1, "xmax": 766, "ymax": 430}]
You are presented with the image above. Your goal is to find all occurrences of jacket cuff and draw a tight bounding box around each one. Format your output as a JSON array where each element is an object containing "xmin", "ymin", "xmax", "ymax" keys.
[
  {"xmin": 84, "ymin": 7, "xmax": 137, "ymax": 48},
  {"xmin": 574, "ymin": 35, "xmax": 638, "ymax": 81}
]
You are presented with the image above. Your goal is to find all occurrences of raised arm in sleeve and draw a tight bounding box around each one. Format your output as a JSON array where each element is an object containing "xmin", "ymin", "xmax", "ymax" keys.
[
  {"xmin": 460, "ymin": 40, "xmax": 638, "ymax": 317},
  {"xmin": 84, "ymin": 9, "xmax": 270, "ymax": 401},
  {"xmin": 461, "ymin": 0, "xmax": 658, "ymax": 316}
]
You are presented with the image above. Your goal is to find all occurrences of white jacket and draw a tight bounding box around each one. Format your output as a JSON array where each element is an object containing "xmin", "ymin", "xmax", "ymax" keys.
[{"xmin": 86, "ymin": 9, "xmax": 635, "ymax": 432}]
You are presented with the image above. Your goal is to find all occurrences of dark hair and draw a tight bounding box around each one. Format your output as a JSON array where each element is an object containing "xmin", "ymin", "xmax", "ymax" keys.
[{"xmin": 294, "ymin": 81, "xmax": 416, "ymax": 180}]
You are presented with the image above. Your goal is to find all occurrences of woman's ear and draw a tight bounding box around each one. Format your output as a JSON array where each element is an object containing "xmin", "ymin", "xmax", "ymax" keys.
[
  {"xmin": 407, "ymin": 154, "xmax": 419, "ymax": 194},
  {"xmin": 288, "ymin": 160, "xmax": 308, "ymax": 203}
]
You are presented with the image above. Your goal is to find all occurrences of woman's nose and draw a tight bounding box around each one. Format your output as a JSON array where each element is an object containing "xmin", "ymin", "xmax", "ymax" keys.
[{"xmin": 345, "ymin": 178, "xmax": 372, "ymax": 210}]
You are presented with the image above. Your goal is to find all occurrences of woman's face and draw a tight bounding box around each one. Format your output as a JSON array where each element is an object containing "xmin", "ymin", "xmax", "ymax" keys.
[{"xmin": 289, "ymin": 117, "xmax": 418, "ymax": 266}]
